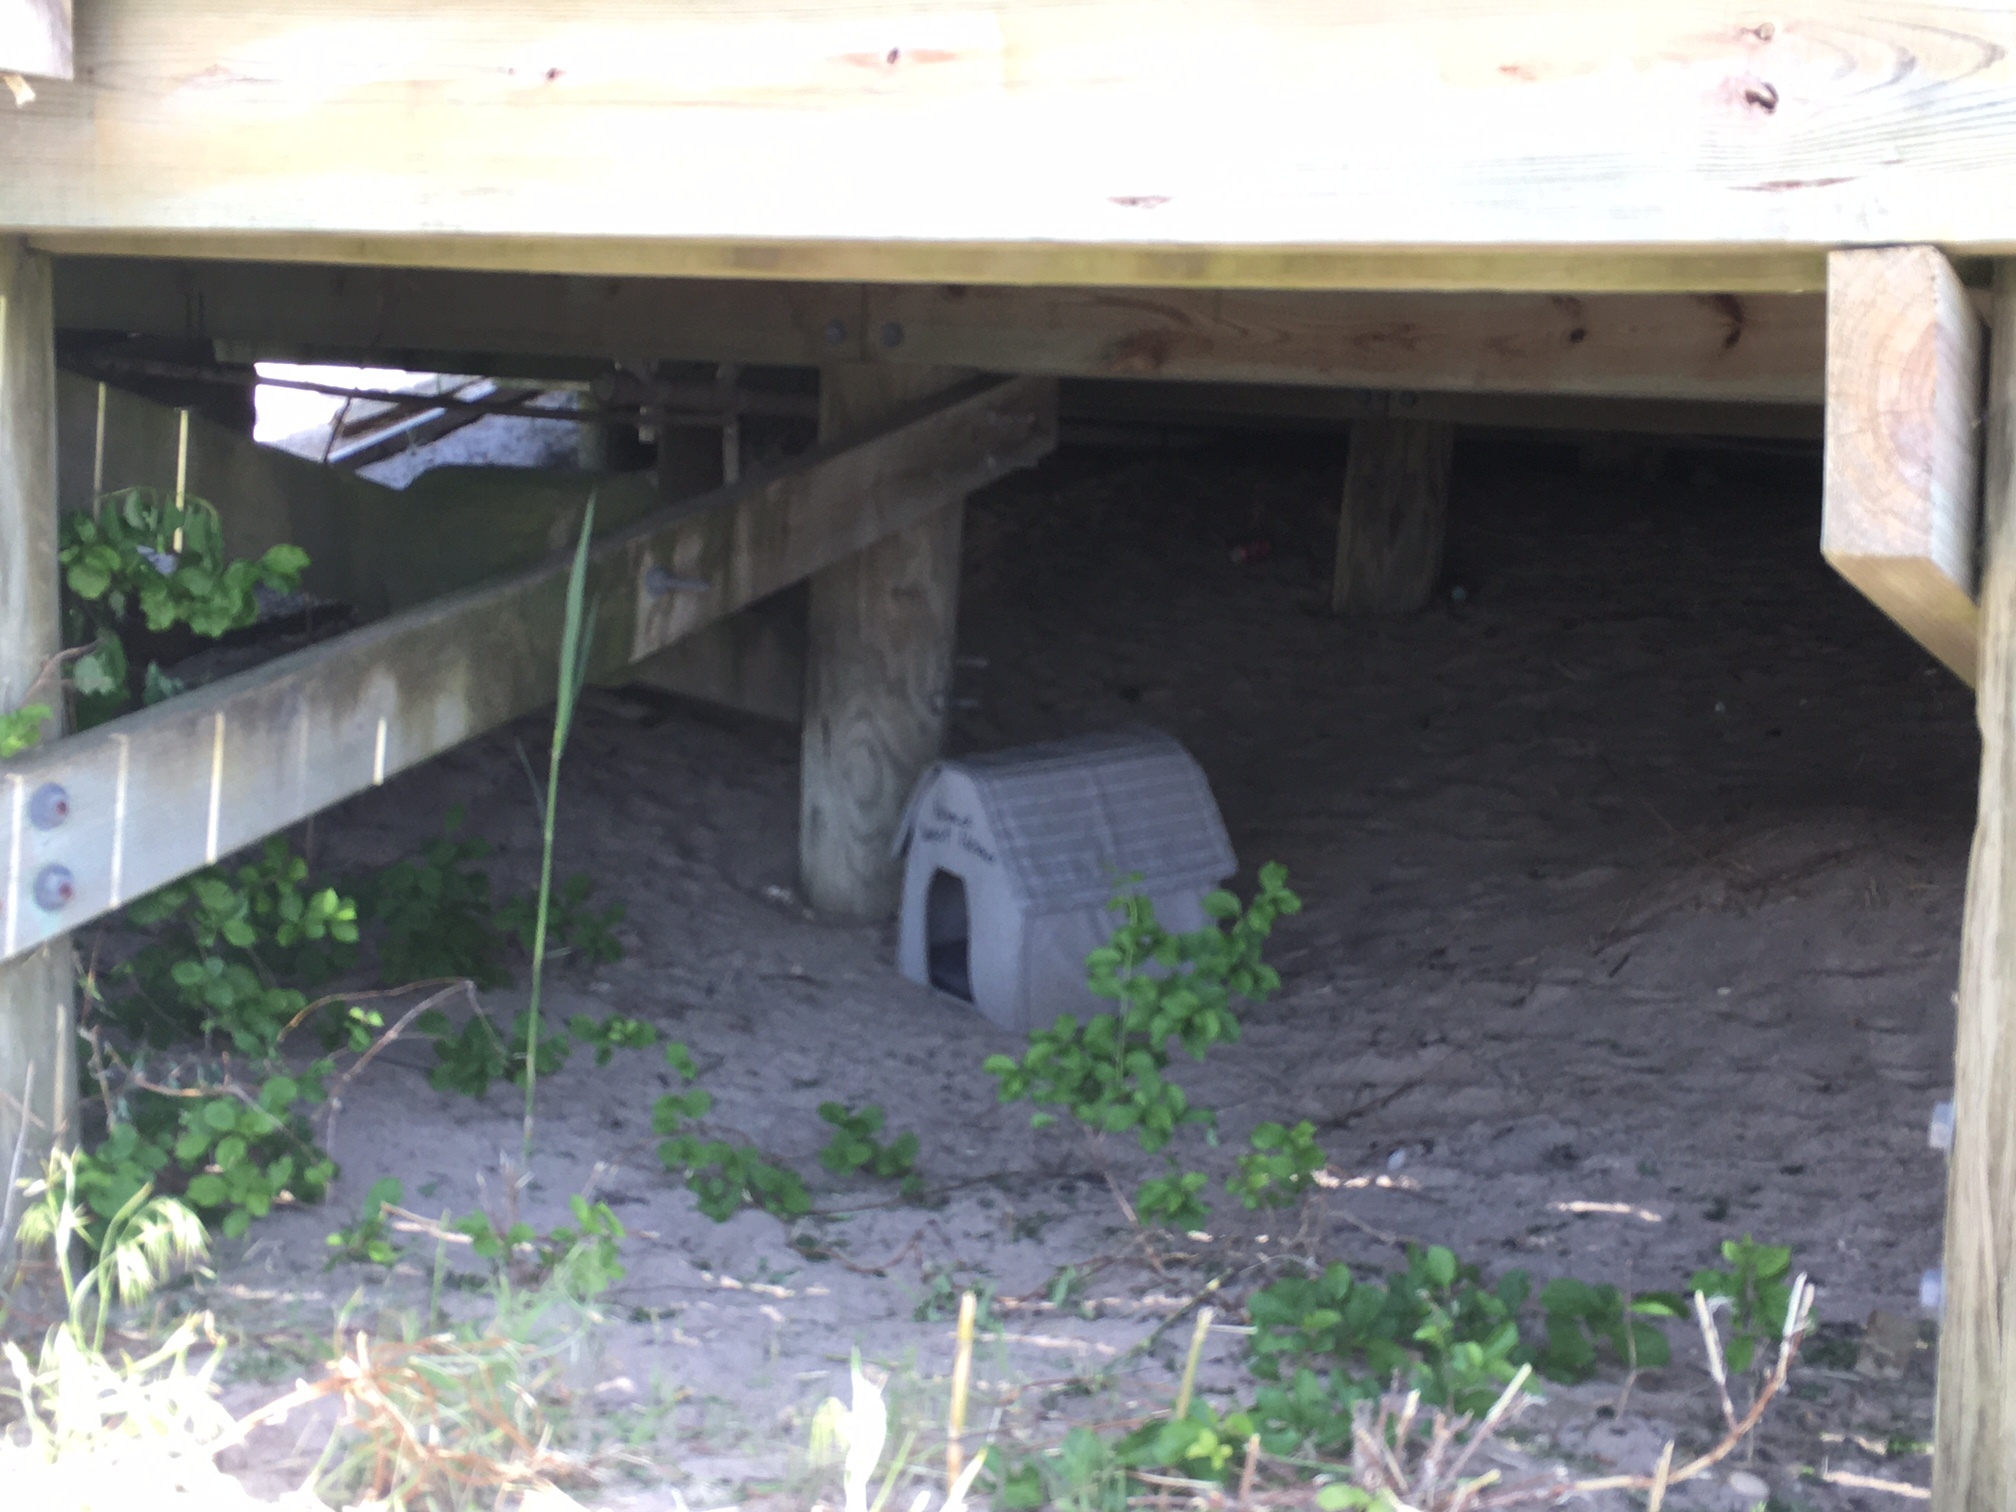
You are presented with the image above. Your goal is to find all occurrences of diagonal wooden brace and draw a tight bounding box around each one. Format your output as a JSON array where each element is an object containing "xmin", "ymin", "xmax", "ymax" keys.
[{"xmin": 0, "ymin": 374, "xmax": 1055, "ymax": 966}]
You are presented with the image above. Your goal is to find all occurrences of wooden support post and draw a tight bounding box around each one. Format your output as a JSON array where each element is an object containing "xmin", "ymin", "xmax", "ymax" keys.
[
  {"xmin": 1937, "ymin": 260, "xmax": 2016, "ymax": 1512},
  {"xmin": 1331, "ymin": 415, "xmax": 1454, "ymax": 615},
  {"xmin": 800, "ymin": 366, "xmax": 971, "ymax": 919},
  {"xmin": 0, "ymin": 239, "xmax": 71, "ymax": 1201},
  {"xmin": 1822, "ymin": 246, "xmax": 1986, "ymax": 684}
]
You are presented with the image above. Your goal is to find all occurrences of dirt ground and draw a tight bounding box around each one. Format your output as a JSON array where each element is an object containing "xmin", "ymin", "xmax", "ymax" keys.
[{"xmin": 198, "ymin": 428, "xmax": 1966, "ymax": 1508}]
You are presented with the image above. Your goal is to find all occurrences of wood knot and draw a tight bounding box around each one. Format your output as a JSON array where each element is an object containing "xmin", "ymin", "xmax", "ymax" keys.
[{"xmin": 1744, "ymin": 81, "xmax": 1779, "ymax": 113}]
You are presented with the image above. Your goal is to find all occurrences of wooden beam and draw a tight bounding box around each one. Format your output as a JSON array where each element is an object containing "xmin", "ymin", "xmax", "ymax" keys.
[
  {"xmin": 1936, "ymin": 258, "xmax": 2016, "ymax": 1512},
  {"xmin": 801, "ymin": 365, "xmax": 972, "ymax": 919},
  {"xmin": 0, "ymin": 375, "xmax": 1056, "ymax": 964},
  {"xmin": 53, "ymin": 258, "xmax": 1828, "ymax": 404},
  {"xmin": 0, "ymin": 0, "xmax": 69, "ymax": 79},
  {"xmin": 1060, "ymin": 379, "xmax": 1824, "ymax": 443},
  {"xmin": 7, "ymin": 4, "xmax": 2016, "ymax": 291},
  {"xmin": 0, "ymin": 238, "xmax": 71, "ymax": 1195},
  {"xmin": 1822, "ymin": 246, "xmax": 1986, "ymax": 683},
  {"xmin": 1332, "ymin": 417, "xmax": 1455, "ymax": 615}
]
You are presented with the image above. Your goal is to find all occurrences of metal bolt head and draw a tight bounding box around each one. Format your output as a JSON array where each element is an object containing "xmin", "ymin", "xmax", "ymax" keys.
[
  {"xmin": 824, "ymin": 318, "xmax": 848, "ymax": 347},
  {"xmin": 33, "ymin": 863, "xmax": 74, "ymax": 911},
  {"xmin": 879, "ymin": 321, "xmax": 905, "ymax": 349},
  {"xmin": 27, "ymin": 782, "xmax": 68, "ymax": 830}
]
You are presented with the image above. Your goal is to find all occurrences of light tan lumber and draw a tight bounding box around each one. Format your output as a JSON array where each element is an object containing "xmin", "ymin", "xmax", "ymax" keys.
[
  {"xmin": 801, "ymin": 365, "xmax": 972, "ymax": 919},
  {"xmin": 53, "ymin": 258, "xmax": 1828, "ymax": 403},
  {"xmin": 0, "ymin": 0, "xmax": 68, "ymax": 78},
  {"xmin": 9, "ymin": 3, "xmax": 2016, "ymax": 291},
  {"xmin": 1332, "ymin": 417, "xmax": 1455, "ymax": 615},
  {"xmin": 1822, "ymin": 247, "xmax": 1986, "ymax": 683},
  {"xmin": 0, "ymin": 375, "xmax": 1055, "ymax": 965},
  {"xmin": 0, "ymin": 239, "xmax": 71, "ymax": 1191},
  {"xmin": 1936, "ymin": 258, "xmax": 2016, "ymax": 1512}
]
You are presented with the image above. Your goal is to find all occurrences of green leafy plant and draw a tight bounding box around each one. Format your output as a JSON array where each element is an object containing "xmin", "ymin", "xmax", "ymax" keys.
[
  {"xmin": 986, "ymin": 863, "xmax": 1301, "ymax": 1229},
  {"xmin": 652, "ymin": 1042, "xmax": 809, "ymax": 1222},
  {"xmin": 0, "ymin": 701, "xmax": 50, "ymax": 758},
  {"xmin": 1135, "ymin": 1166, "xmax": 1211, "ymax": 1230},
  {"xmin": 416, "ymin": 1006, "xmax": 571, "ymax": 1099},
  {"xmin": 1246, "ymin": 1247, "xmax": 1530, "ymax": 1452},
  {"xmin": 454, "ymin": 1194, "xmax": 626, "ymax": 1299},
  {"xmin": 59, "ymin": 488, "xmax": 308, "ymax": 723},
  {"xmin": 359, "ymin": 806, "xmax": 510, "ymax": 988},
  {"xmin": 566, "ymin": 1012, "xmax": 660, "ymax": 1065},
  {"xmin": 817, "ymin": 1101, "xmax": 922, "ymax": 1198},
  {"xmin": 1531, "ymin": 1277, "xmax": 1682, "ymax": 1383},
  {"xmin": 111, "ymin": 837, "xmax": 360, "ymax": 1055},
  {"xmin": 1690, "ymin": 1235, "xmax": 1795, "ymax": 1374},
  {"xmin": 498, "ymin": 873, "xmax": 625, "ymax": 966},
  {"xmin": 1227, "ymin": 1119, "xmax": 1328, "ymax": 1210},
  {"xmin": 168, "ymin": 1072, "xmax": 337, "ymax": 1239},
  {"xmin": 327, "ymin": 1176, "xmax": 407, "ymax": 1268}
]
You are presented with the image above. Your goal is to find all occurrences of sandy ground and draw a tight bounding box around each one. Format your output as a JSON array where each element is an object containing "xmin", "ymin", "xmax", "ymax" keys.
[{"xmin": 173, "ymin": 432, "xmax": 1964, "ymax": 1508}]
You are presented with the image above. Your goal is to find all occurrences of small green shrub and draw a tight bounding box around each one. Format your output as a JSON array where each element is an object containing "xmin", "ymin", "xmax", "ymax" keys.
[
  {"xmin": 454, "ymin": 1194, "xmax": 626, "ymax": 1298},
  {"xmin": 816, "ymin": 1101, "xmax": 921, "ymax": 1197},
  {"xmin": 1690, "ymin": 1235, "xmax": 1795, "ymax": 1373},
  {"xmin": 566, "ymin": 1013, "xmax": 660, "ymax": 1065},
  {"xmin": 359, "ymin": 807, "xmax": 510, "ymax": 987},
  {"xmin": 59, "ymin": 488, "xmax": 308, "ymax": 724},
  {"xmin": 1246, "ymin": 1246, "xmax": 1529, "ymax": 1450},
  {"xmin": 111, "ymin": 837, "xmax": 360, "ymax": 1054},
  {"xmin": 1532, "ymin": 1277, "xmax": 1683, "ymax": 1383},
  {"xmin": 498, "ymin": 873, "xmax": 625, "ymax": 966},
  {"xmin": 327, "ymin": 1177, "xmax": 406, "ymax": 1268},
  {"xmin": 415, "ymin": 1006, "xmax": 571, "ymax": 1099},
  {"xmin": 652, "ymin": 1043, "xmax": 808, "ymax": 1221},
  {"xmin": 1227, "ymin": 1119, "xmax": 1328, "ymax": 1210}
]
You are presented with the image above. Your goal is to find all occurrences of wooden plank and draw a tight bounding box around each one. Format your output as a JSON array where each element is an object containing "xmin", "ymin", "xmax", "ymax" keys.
[
  {"xmin": 1822, "ymin": 246, "xmax": 1986, "ymax": 683},
  {"xmin": 0, "ymin": 0, "xmax": 69, "ymax": 79},
  {"xmin": 801, "ymin": 365, "xmax": 972, "ymax": 919},
  {"xmin": 1935, "ymin": 258, "xmax": 2016, "ymax": 1512},
  {"xmin": 1061, "ymin": 379, "xmax": 1824, "ymax": 442},
  {"xmin": 0, "ymin": 238, "xmax": 72, "ymax": 1192},
  {"xmin": 53, "ymin": 258, "xmax": 1828, "ymax": 403},
  {"xmin": 0, "ymin": 375, "xmax": 1056, "ymax": 964},
  {"xmin": 7, "ymin": 3, "xmax": 2016, "ymax": 291},
  {"xmin": 1332, "ymin": 417, "xmax": 1455, "ymax": 614}
]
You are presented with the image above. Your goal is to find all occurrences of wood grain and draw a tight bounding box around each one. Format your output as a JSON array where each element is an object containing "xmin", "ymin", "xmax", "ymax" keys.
[
  {"xmin": 0, "ymin": 238, "xmax": 72, "ymax": 1183},
  {"xmin": 801, "ymin": 365, "xmax": 971, "ymax": 919},
  {"xmin": 0, "ymin": 375, "xmax": 1055, "ymax": 964},
  {"xmin": 54, "ymin": 258, "xmax": 1826, "ymax": 403},
  {"xmin": 1935, "ymin": 259, "xmax": 2016, "ymax": 1512},
  {"xmin": 1821, "ymin": 246, "xmax": 1985, "ymax": 683},
  {"xmin": 1332, "ymin": 417, "xmax": 1455, "ymax": 615},
  {"xmin": 6, "ymin": 3, "xmax": 2016, "ymax": 289}
]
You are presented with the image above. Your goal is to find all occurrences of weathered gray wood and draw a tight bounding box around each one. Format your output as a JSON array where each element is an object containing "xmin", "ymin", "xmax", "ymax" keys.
[
  {"xmin": 1935, "ymin": 259, "xmax": 2016, "ymax": 1512},
  {"xmin": 1331, "ymin": 417, "xmax": 1455, "ymax": 615},
  {"xmin": 1822, "ymin": 246, "xmax": 1987, "ymax": 684},
  {"xmin": 0, "ymin": 375, "xmax": 1055, "ymax": 965},
  {"xmin": 0, "ymin": 238, "xmax": 71, "ymax": 1188},
  {"xmin": 801, "ymin": 366, "xmax": 972, "ymax": 919}
]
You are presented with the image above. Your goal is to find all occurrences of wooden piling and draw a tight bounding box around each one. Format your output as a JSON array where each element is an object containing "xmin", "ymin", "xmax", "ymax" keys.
[
  {"xmin": 1331, "ymin": 416, "xmax": 1455, "ymax": 615},
  {"xmin": 800, "ymin": 365, "xmax": 971, "ymax": 918},
  {"xmin": 1935, "ymin": 259, "xmax": 2016, "ymax": 1512},
  {"xmin": 0, "ymin": 237, "xmax": 72, "ymax": 1200}
]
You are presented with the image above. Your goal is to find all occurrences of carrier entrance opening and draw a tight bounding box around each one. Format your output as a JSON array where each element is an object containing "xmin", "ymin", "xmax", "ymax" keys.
[{"xmin": 925, "ymin": 869, "xmax": 973, "ymax": 1001}]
